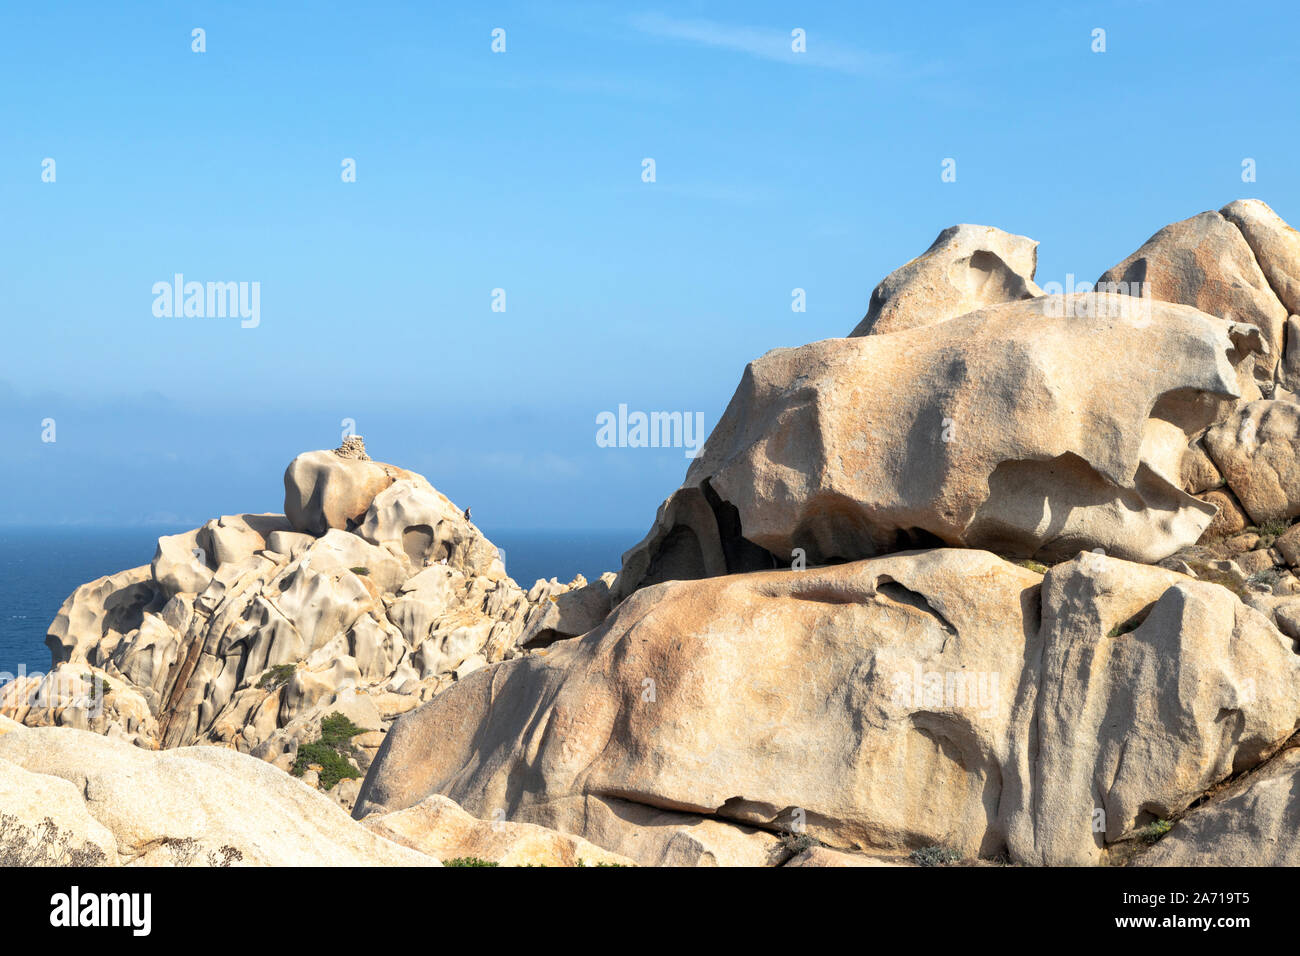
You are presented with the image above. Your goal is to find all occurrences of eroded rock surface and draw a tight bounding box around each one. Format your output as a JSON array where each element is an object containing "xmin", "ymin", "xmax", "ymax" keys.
[
  {"xmin": 356, "ymin": 550, "xmax": 1300, "ymax": 867},
  {"xmin": 1, "ymin": 439, "xmax": 585, "ymax": 810},
  {"xmin": 619, "ymin": 295, "xmax": 1244, "ymax": 597},
  {"xmin": 849, "ymin": 223, "xmax": 1042, "ymax": 336}
]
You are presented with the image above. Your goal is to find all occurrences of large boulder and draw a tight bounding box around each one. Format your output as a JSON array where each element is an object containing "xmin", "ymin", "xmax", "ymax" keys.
[
  {"xmin": 0, "ymin": 724, "xmax": 435, "ymax": 865},
  {"xmin": 618, "ymin": 294, "xmax": 1243, "ymax": 598},
  {"xmin": 355, "ymin": 549, "xmax": 1300, "ymax": 866},
  {"xmin": 1220, "ymin": 199, "xmax": 1300, "ymax": 316},
  {"xmin": 1204, "ymin": 399, "xmax": 1300, "ymax": 524},
  {"xmin": 849, "ymin": 224, "xmax": 1042, "ymax": 336},
  {"xmin": 1097, "ymin": 209, "xmax": 1287, "ymax": 377}
]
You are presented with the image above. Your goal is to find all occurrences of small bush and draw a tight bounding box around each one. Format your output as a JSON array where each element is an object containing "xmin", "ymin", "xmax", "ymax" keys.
[
  {"xmin": 1247, "ymin": 568, "xmax": 1282, "ymax": 589},
  {"xmin": 444, "ymin": 856, "xmax": 499, "ymax": 867},
  {"xmin": 0, "ymin": 814, "xmax": 109, "ymax": 867},
  {"xmin": 1138, "ymin": 819, "xmax": 1174, "ymax": 844},
  {"xmin": 349, "ymin": 566, "xmax": 370, "ymax": 575},
  {"xmin": 1015, "ymin": 559, "xmax": 1049, "ymax": 574},
  {"xmin": 207, "ymin": 845, "xmax": 244, "ymax": 867},
  {"xmin": 1107, "ymin": 618, "xmax": 1143, "ymax": 639},
  {"xmin": 257, "ymin": 664, "xmax": 296, "ymax": 690},
  {"xmin": 909, "ymin": 845, "xmax": 962, "ymax": 867},
  {"xmin": 1249, "ymin": 519, "xmax": 1289, "ymax": 542},
  {"xmin": 291, "ymin": 712, "xmax": 368, "ymax": 790}
]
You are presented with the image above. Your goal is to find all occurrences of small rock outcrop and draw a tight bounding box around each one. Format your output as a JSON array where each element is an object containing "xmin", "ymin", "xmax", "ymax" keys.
[
  {"xmin": 849, "ymin": 223, "xmax": 1042, "ymax": 336},
  {"xmin": 1, "ymin": 442, "xmax": 584, "ymax": 812}
]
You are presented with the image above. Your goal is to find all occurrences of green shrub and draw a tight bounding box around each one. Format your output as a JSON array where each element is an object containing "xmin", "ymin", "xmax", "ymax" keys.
[
  {"xmin": 1107, "ymin": 616, "xmax": 1144, "ymax": 638},
  {"xmin": 909, "ymin": 845, "xmax": 962, "ymax": 867},
  {"xmin": 1015, "ymin": 559, "xmax": 1049, "ymax": 574},
  {"xmin": 291, "ymin": 712, "xmax": 368, "ymax": 790},
  {"xmin": 319, "ymin": 712, "xmax": 366, "ymax": 746},
  {"xmin": 1138, "ymin": 819, "xmax": 1173, "ymax": 844},
  {"xmin": 1249, "ymin": 519, "xmax": 1289, "ymax": 542},
  {"xmin": 349, "ymin": 566, "xmax": 370, "ymax": 575},
  {"xmin": 257, "ymin": 664, "xmax": 296, "ymax": 690},
  {"xmin": 444, "ymin": 856, "xmax": 499, "ymax": 867}
]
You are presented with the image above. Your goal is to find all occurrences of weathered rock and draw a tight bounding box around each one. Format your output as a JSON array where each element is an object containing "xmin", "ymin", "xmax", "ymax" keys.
[
  {"xmin": 849, "ymin": 224, "xmax": 1042, "ymax": 336},
  {"xmin": 364, "ymin": 794, "xmax": 635, "ymax": 866},
  {"xmin": 1274, "ymin": 523, "xmax": 1300, "ymax": 567},
  {"xmin": 357, "ymin": 549, "xmax": 1300, "ymax": 866},
  {"xmin": 1204, "ymin": 400, "xmax": 1300, "ymax": 524},
  {"xmin": 1001, "ymin": 553, "xmax": 1300, "ymax": 866},
  {"xmin": 4, "ymin": 449, "xmax": 571, "ymax": 799},
  {"xmin": 785, "ymin": 847, "xmax": 902, "ymax": 867},
  {"xmin": 0, "ymin": 755, "xmax": 118, "ymax": 865},
  {"xmin": 0, "ymin": 725, "xmax": 435, "ymax": 866},
  {"xmin": 519, "ymin": 572, "xmax": 617, "ymax": 647},
  {"xmin": 357, "ymin": 478, "xmax": 503, "ymax": 579},
  {"xmin": 1181, "ymin": 441, "xmax": 1223, "ymax": 494},
  {"xmin": 619, "ymin": 295, "xmax": 1242, "ymax": 597},
  {"xmin": 1098, "ymin": 209, "xmax": 1287, "ymax": 376},
  {"xmin": 1136, "ymin": 747, "xmax": 1300, "ymax": 866},
  {"xmin": 284, "ymin": 447, "xmax": 412, "ymax": 536},
  {"xmin": 1195, "ymin": 489, "xmax": 1247, "ymax": 540},
  {"xmin": 1220, "ymin": 199, "xmax": 1300, "ymax": 316}
]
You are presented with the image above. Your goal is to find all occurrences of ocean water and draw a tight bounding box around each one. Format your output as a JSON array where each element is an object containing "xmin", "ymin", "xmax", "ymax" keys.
[{"xmin": 0, "ymin": 525, "xmax": 637, "ymax": 676}]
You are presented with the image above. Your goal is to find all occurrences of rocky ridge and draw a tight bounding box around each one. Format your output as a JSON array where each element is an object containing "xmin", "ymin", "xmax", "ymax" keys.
[{"xmin": 10, "ymin": 200, "xmax": 1300, "ymax": 866}]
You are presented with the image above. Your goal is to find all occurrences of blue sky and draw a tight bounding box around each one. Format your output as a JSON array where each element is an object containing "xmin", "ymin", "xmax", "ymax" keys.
[{"xmin": 2, "ymin": 0, "xmax": 1298, "ymax": 534}]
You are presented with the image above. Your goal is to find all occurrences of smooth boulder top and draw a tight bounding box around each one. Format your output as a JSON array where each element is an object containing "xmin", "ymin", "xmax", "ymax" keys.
[
  {"xmin": 849, "ymin": 223, "xmax": 1042, "ymax": 336},
  {"xmin": 283, "ymin": 448, "xmax": 418, "ymax": 536},
  {"xmin": 0, "ymin": 724, "xmax": 435, "ymax": 866}
]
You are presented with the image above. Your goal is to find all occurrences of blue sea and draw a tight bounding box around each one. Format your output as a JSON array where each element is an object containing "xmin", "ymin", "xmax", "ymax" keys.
[{"xmin": 0, "ymin": 526, "xmax": 637, "ymax": 676}]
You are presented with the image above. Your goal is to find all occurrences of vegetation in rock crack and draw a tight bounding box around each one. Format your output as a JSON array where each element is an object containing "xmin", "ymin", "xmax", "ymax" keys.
[
  {"xmin": 1138, "ymin": 818, "xmax": 1174, "ymax": 844},
  {"xmin": 349, "ymin": 566, "xmax": 370, "ymax": 575},
  {"xmin": 443, "ymin": 856, "xmax": 499, "ymax": 866},
  {"xmin": 1247, "ymin": 568, "xmax": 1282, "ymax": 589},
  {"xmin": 0, "ymin": 813, "xmax": 109, "ymax": 867},
  {"xmin": 1183, "ymin": 560, "xmax": 1251, "ymax": 600},
  {"xmin": 292, "ymin": 712, "xmax": 367, "ymax": 790},
  {"xmin": 1107, "ymin": 616, "xmax": 1145, "ymax": 639},
  {"xmin": 1014, "ymin": 559, "xmax": 1049, "ymax": 574},
  {"xmin": 909, "ymin": 845, "xmax": 963, "ymax": 866},
  {"xmin": 1246, "ymin": 520, "xmax": 1290, "ymax": 545},
  {"xmin": 256, "ymin": 663, "xmax": 297, "ymax": 690},
  {"xmin": 163, "ymin": 836, "xmax": 245, "ymax": 866},
  {"xmin": 767, "ymin": 830, "xmax": 818, "ymax": 863},
  {"xmin": 87, "ymin": 677, "xmax": 111, "ymax": 701}
]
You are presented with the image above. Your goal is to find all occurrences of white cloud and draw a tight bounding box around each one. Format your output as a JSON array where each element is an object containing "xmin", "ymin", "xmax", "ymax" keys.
[{"xmin": 629, "ymin": 11, "xmax": 900, "ymax": 76}]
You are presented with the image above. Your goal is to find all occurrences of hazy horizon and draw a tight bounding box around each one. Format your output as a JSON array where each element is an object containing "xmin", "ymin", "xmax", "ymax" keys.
[{"xmin": 5, "ymin": 1, "xmax": 1300, "ymax": 531}]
